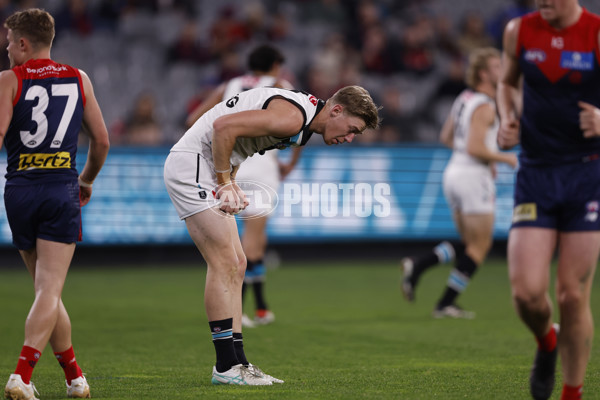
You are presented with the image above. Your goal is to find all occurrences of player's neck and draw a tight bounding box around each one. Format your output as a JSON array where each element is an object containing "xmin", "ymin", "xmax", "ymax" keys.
[
  {"xmin": 25, "ymin": 49, "xmax": 51, "ymax": 63},
  {"xmin": 549, "ymin": 5, "xmax": 582, "ymax": 30},
  {"xmin": 476, "ymin": 83, "xmax": 495, "ymax": 100}
]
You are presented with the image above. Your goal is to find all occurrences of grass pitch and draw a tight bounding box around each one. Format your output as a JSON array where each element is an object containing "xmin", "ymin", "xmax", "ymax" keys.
[{"xmin": 1, "ymin": 257, "xmax": 599, "ymax": 399}]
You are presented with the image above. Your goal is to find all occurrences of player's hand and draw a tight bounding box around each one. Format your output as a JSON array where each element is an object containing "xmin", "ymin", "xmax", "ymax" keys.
[
  {"xmin": 497, "ymin": 114, "xmax": 520, "ymax": 150},
  {"xmin": 215, "ymin": 182, "xmax": 247, "ymax": 215},
  {"xmin": 505, "ymin": 152, "xmax": 519, "ymax": 169},
  {"xmin": 231, "ymin": 181, "xmax": 249, "ymax": 210},
  {"xmin": 79, "ymin": 186, "xmax": 92, "ymax": 206},
  {"xmin": 578, "ymin": 101, "xmax": 600, "ymax": 138}
]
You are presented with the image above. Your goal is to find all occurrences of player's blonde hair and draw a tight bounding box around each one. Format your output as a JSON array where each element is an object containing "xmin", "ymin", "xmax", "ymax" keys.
[
  {"xmin": 4, "ymin": 8, "xmax": 55, "ymax": 49},
  {"xmin": 465, "ymin": 47, "xmax": 500, "ymax": 89},
  {"xmin": 330, "ymin": 86, "xmax": 381, "ymax": 131}
]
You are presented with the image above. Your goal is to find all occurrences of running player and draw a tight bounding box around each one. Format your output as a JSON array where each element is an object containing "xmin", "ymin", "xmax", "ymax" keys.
[
  {"xmin": 401, "ymin": 47, "xmax": 518, "ymax": 318},
  {"xmin": 1, "ymin": 8, "xmax": 110, "ymax": 400},
  {"xmin": 164, "ymin": 85, "xmax": 379, "ymax": 385},
  {"xmin": 498, "ymin": 1, "xmax": 600, "ymax": 398}
]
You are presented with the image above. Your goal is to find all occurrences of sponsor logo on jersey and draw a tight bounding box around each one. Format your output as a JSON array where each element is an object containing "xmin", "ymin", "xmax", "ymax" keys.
[
  {"xmin": 512, "ymin": 203, "xmax": 537, "ymax": 222},
  {"xmin": 560, "ymin": 51, "xmax": 593, "ymax": 71},
  {"xmin": 18, "ymin": 152, "xmax": 71, "ymax": 170},
  {"xmin": 226, "ymin": 95, "xmax": 239, "ymax": 108},
  {"xmin": 524, "ymin": 49, "xmax": 546, "ymax": 63}
]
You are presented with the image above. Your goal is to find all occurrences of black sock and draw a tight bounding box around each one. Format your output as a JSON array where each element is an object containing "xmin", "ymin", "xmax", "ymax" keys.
[
  {"xmin": 411, "ymin": 242, "xmax": 464, "ymax": 285},
  {"xmin": 253, "ymin": 281, "xmax": 268, "ymax": 311},
  {"xmin": 209, "ymin": 318, "xmax": 238, "ymax": 372},
  {"xmin": 437, "ymin": 252, "xmax": 478, "ymax": 309},
  {"xmin": 233, "ymin": 332, "xmax": 249, "ymax": 366}
]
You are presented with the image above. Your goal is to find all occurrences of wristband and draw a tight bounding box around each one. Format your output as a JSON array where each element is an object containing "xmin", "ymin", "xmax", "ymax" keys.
[{"xmin": 78, "ymin": 176, "xmax": 93, "ymax": 188}]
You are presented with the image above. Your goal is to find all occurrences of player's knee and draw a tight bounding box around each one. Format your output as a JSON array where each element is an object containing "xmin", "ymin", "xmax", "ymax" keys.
[
  {"xmin": 512, "ymin": 287, "xmax": 546, "ymax": 310},
  {"xmin": 557, "ymin": 286, "xmax": 585, "ymax": 312}
]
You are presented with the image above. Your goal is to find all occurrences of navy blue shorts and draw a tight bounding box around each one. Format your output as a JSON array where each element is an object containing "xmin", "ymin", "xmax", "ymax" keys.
[
  {"xmin": 4, "ymin": 180, "xmax": 81, "ymax": 250},
  {"xmin": 512, "ymin": 159, "xmax": 600, "ymax": 231}
]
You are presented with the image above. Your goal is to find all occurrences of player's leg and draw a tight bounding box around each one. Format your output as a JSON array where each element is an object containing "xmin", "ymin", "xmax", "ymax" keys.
[
  {"xmin": 186, "ymin": 209, "xmax": 269, "ymax": 385},
  {"xmin": 241, "ymin": 216, "xmax": 273, "ymax": 324},
  {"xmin": 400, "ymin": 241, "xmax": 460, "ymax": 302},
  {"xmin": 508, "ymin": 227, "xmax": 557, "ymax": 400},
  {"xmin": 555, "ymin": 232, "xmax": 600, "ymax": 397},
  {"xmin": 433, "ymin": 211, "xmax": 493, "ymax": 318}
]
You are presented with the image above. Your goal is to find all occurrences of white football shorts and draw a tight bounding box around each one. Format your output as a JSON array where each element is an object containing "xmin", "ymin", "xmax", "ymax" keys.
[
  {"xmin": 442, "ymin": 164, "xmax": 495, "ymax": 214},
  {"xmin": 164, "ymin": 151, "xmax": 218, "ymax": 219}
]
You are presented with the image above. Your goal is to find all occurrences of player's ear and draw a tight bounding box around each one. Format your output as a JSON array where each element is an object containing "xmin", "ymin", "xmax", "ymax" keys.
[{"xmin": 331, "ymin": 104, "xmax": 343, "ymax": 117}]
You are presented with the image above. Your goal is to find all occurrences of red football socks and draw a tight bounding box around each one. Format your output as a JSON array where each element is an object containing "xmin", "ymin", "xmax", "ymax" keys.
[
  {"xmin": 14, "ymin": 346, "xmax": 41, "ymax": 384},
  {"xmin": 561, "ymin": 384, "xmax": 583, "ymax": 400},
  {"xmin": 54, "ymin": 346, "xmax": 83, "ymax": 385},
  {"xmin": 536, "ymin": 325, "xmax": 557, "ymax": 352}
]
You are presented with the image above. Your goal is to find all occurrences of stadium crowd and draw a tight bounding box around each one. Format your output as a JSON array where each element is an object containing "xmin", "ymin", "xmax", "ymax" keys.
[{"xmin": 0, "ymin": 0, "xmax": 599, "ymax": 146}]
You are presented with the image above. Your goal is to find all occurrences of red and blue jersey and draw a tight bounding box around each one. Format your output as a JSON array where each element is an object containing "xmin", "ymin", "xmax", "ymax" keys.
[
  {"xmin": 517, "ymin": 9, "xmax": 600, "ymax": 165},
  {"xmin": 5, "ymin": 58, "xmax": 85, "ymax": 184}
]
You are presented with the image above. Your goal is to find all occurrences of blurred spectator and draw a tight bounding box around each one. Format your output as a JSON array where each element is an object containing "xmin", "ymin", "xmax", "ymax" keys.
[
  {"xmin": 377, "ymin": 86, "xmax": 419, "ymax": 143},
  {"xmin": 95, "ymin": 0, "xmax": 126, "ymax": 31},
  {"xmin": 488, "ymin": 0, "xmax": 535, "ymax": 48},
  {"xmin": 391, "ymin": 13, "xmax": 436, "ymax": 76},
  {"xmin": 54, "ymin": 0, "xmax": 94, "ymax": 37},
  {"xmin": 268, "ymin": 9, "xmax": 293, "ymax": 42},
  {"xmin": 113, "ymin": 92, "xmax": 163, "ymax": 146},
  {"xmin": 456, "ymin": 11, "xmax": 494, "ymax": 55},
  {"xmin": 209, "ymin": 5, "xmax": 250, "ymax": 56},
  {"xmin": 360, "ymin": 25, "xmax": 395, "ymax": 74},
  {"xmin": 302, "ymin": 0, "xmax": 349, "ymax": 30},
  {"xmin": 0, "ymin": 0, "xmax": 16, "ymax": 71},
  {"xmin": 345, "ymin": 0, "xmax": 382, "ymax": 49},
  {"xmin": 218, "ymin": 50, "xmax": 244, "ymax": 82},
  {"xmin": 167, "ymin": 20, "xmax": 212, "ymax": 65},
  {"xmin": 434, "ymin": 15, "xmax": 462, "ymax": 58}
]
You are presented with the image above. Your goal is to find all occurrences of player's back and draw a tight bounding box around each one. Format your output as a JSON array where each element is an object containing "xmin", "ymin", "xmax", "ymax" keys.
[
  {"xmin": 5, "ymin": 58, "xmax": 85, "ymax": 184},
  {"xmin": 518, "ymin": 9, "xmax": 600, "ymax": 165},
  {"xmin": 223, "ymin": 74, "xmax": 278, "ymax": 101},
  {"xmin": 447, "ymin": 89, "xmax": 498, "ymax": 170}
]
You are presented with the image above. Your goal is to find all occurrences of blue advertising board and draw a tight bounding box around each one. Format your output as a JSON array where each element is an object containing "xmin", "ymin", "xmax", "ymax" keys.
[{"xmin": 0, "ymin": 145, "xmax": 516, "ymax": 245}]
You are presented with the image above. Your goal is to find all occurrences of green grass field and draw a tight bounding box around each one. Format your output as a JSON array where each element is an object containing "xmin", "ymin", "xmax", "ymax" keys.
[{"xmin": 1, "ymin": 257, "xmax": 599, "ymax": 399}]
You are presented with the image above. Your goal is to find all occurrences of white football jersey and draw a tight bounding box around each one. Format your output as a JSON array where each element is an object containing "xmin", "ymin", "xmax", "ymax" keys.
[
  {"xmin": 222, "ymin": 74, "xmax": 278, "ymax": 100},
  {"xmin": 446, "ymin": 89, "xmax": 499, "ymax": 169},
  {"xmin": 171, "ymin": 87, "xmax": 323, "ymax": 166}
]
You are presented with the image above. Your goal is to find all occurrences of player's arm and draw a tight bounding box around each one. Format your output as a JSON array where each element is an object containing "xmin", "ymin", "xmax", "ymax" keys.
[
  {"xmin": 78, "ymin": 70, "xmax": 110, "ymax": 206},
  {"xmin": 439, "ymin": 112, "xmax": 455, "ymax": 149},
  {"xmin": 497, "ymin": 17, "xmax": 522, "ymax": 150},
  {"xmin": 185, "ymin": 83, "xmax": 227, "ymax": 129},
  {"xmin": 0, "ymin": 70, "xmax": 17, "ymax": 150},
  {"xmin": 212, "ymin": 99, "xmax": 304, "ymax": 185},
  {"xmin": 467, "ymin": 103, "xmax": 518, "ymax": 168},
  {"xmin": 577, "ymin": 30, "xmax": 600, "ymax": 138},
  {"xmin": 279, "ymin": 146, "xmax": 302, "ymax": 180}
]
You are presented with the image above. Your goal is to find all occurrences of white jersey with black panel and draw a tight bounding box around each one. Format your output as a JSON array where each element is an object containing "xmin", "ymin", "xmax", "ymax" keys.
[{"xmin": 171, "ymin": 87, "xmax": 321, "ymax": 166}]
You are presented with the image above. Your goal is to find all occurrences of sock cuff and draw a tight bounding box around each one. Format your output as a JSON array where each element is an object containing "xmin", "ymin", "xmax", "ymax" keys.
[
  {"xmin": 209, "ymin": 318, "xmax": 233, "ymax": 341},
  {"xmin": 433, "ymin": 241, "xmax": 455, "ymax": 264}
]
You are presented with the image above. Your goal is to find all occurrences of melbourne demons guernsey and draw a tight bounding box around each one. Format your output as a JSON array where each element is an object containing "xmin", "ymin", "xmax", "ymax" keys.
[
  {"xmin": 171, "ymin": 87, "xmax": 323, "ymax": 166},
  {"xmin": 517, "ymin": 9, "xmax": 600, "ymax": 165},
  {"xmin": 5, "ymin": 59, "xmax": 85, "ymax": 184},
  {"xmin": 447, "ymin": 89, "xmax": 499, "ymax": 171}
]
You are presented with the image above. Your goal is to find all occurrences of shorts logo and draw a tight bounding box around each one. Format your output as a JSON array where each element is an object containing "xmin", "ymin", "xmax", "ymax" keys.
[
  {"xmin": 18, "ymin": 152, "xmax": 71, "ymax": 171},
  {"xmin": 199, "ymin": 190, "xmax": 207, "ymax": 199},
  {"xmin": 512, "ymin": 203, "xmax": 537, "ymax": 223},
  {"xmin": 585, "ymin": 201, "xmax": 599, "ymax": 222}
]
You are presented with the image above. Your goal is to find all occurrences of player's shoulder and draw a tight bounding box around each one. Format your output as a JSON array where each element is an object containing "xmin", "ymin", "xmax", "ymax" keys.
[{"xmin": 0, "ymin": 69, "xmax": 18, "ymax": 91}]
